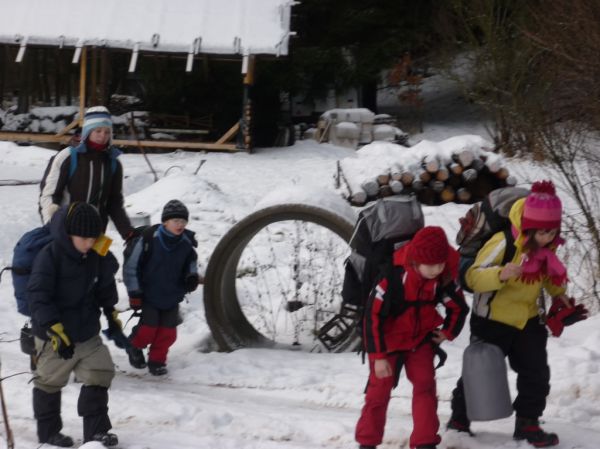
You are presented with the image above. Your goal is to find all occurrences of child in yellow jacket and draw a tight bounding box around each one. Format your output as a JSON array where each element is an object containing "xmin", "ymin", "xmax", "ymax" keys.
[{"xmin": 447, "ymin": 181, "xmax": 588, "ymax": 448}]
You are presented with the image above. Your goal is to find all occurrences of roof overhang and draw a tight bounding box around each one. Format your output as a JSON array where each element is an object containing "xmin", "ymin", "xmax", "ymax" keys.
[{"xmin": 0, "ymin": 0, "xmax": 296, "ymax": 57}]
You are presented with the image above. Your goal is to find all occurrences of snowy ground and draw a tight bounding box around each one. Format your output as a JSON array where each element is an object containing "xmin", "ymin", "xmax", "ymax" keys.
[{"xmin": 1, "ymin": 84, "xmax": 600, "ymax": 448}]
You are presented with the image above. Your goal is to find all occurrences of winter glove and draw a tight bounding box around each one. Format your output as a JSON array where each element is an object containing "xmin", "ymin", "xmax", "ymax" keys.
[
  {"xmin": 184, "ymin": 273, "xmax": 200, "ymax": 293},
  {"xmin": 128, "ymin": 292, "xmax": 143, "ymax": 311},
  {"xmin": 102, "ymin": 308, "xmax": 130, "ymax": 349},
  {"xmin": 46, "ymin": 322, "xmax": 74, "ymax": 359},
  {"xmin": 104, "ymin": 308, "xmax": 123, "ymax": 332},
  {"xmin": 129, "ymin": 297, "xmax": 142, "ymax": 311},
  {"xmin": 546, "ymin": 297, "xmax": 589, "ymax": 337},
  {"xmin": 562, "ymin": 304, "xmax": 589, "ymax": 325}
]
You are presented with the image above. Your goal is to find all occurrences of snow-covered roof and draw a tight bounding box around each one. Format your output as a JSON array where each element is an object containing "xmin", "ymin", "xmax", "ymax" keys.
[{"xmin": 0, "ymin": 0, "xmax": 295, "ymax": 56}]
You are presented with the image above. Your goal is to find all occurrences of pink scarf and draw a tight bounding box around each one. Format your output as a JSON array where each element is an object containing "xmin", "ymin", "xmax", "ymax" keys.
[{"xmin": 520, "ymin": 247, "xmax": 567, "ymax": 286}]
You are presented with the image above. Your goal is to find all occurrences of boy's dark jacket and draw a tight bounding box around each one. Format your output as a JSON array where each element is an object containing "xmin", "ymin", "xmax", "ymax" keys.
[
  {"xmin": 123, "ymin": 225, "xmax": 198, "ymax": 310},
  {"xmin": 28, "ymin": 206, "xmax": 119, "ymax": 342},
  {"xmin": 364, "ymin": 241, "xmax": 469, "ymax": 361}
]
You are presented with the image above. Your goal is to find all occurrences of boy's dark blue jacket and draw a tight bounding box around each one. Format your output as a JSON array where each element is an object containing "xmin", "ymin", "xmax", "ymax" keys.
[
  {"xmin": 123, "ymin": 225, "xmax": 198, "ymax": 310},
  {"xmin": 27, "ymin": 206, "xmax": 119, "ymax": 342}
]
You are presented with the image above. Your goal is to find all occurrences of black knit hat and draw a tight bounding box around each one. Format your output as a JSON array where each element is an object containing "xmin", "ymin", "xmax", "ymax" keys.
[
  {"xmin": 161, "ymin": 199, "xmax": 189, "ymax": 222},
  {"xmin": 66, "ymin": 202, "xmax": 102, "ymax": 237}
]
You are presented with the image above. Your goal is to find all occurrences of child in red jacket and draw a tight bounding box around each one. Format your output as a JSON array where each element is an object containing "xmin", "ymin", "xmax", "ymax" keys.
[{"xmin": 356, "ymin": 226, "xmax": 469, "ymax": 449}]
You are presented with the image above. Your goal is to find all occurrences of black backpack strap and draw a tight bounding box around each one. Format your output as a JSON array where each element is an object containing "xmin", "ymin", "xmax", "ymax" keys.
[
  {"xmin": 380, "ymin": 263, "xmax": 405, "ymax": 316},
  {"xmin": 501, "ymin": 227, "xmax": 516, "ymax": 265},
  {"xmin": 383, "ymin": 264, "xmax": 435, "ymax": 315},
  {"xmin": 139, "ymin": 224, "xmax": 159, "ymax": 267}
]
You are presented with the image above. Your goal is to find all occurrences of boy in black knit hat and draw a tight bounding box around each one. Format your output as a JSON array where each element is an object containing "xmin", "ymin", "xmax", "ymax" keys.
[
  {"xmin": 28, "ymin": 202, "xmax": 123, "ymax": 447},
  {"xmin": 123, "ymin": 199, "xmax": 199, "ymax": 375}
]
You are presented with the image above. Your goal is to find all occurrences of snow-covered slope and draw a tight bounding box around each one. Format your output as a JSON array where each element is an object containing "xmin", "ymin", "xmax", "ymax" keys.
[{"xmin": 0, "ymin": 137, "xmax": 599, "ymax": 449}]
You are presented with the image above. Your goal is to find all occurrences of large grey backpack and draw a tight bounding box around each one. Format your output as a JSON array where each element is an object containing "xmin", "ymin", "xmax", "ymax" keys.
[{"xmin": 341, "ymin": 194, "xmax": 424, "ymax": 307}]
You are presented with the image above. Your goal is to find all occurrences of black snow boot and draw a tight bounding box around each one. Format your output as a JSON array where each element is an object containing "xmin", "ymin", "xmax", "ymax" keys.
[
  {"xmin": 78, "ymin": 385, "xmax": 112, "ymax": 443},
  {"xmin": 415, "ymin": 445, "xmax": 437, "ymax": 449},
  {"xmin": 513, "ymin": 417, "xmax": 559, "ymax": 447},
  {"xmin": 358, "ymin": 445, "xmax": 376, "ymax": 449},
  {"xmin": 126, "ymin": 345, "xmax": 147, "ymax": 369},
  {"xmin": 148, "ymin": 361, "xmax": 168, "ymax": 376},
  {"xmin": 447, "ymin": 415, "xmax": 473, "ymax": 435},
  {"xmin": 33, "ymin": 388, "xmax": 68, "ymax": 445},
  {"xmin": 91, "ymin": 432, "xmax": 119, "ymax": 447},
  {"xmin": 44, "ymin": 433, "xmax": 74, "ymax": 447}
]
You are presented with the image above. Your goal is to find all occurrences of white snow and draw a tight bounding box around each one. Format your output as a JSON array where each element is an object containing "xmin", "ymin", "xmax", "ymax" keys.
[
  {"xmin": 0, "ymin": 81, "xmax": 599, "ymax": 449},
  {"xmin": 0, "ymin": 0, "xmax": 293, "ymax": 56}
]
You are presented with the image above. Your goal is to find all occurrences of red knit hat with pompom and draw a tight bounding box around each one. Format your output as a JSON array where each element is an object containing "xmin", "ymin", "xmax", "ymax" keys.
[
  {"xmin": 521, "ymin": 180, "xmax": 562, "ymax": 231},
  {"xmin": 409, "ymin": 226, "xmax": 449, "ymax": 265}
]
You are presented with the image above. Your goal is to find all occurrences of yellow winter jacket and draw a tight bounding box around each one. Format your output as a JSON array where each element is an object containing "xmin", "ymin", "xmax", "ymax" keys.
[{"xmin": 466, "ymin": 198, "xmax": 566, "ymax": 329}]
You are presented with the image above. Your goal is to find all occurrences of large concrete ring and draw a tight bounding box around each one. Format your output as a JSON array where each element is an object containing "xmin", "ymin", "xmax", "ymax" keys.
[{"xmin": 203, "ymin": 202, "xmax": 355, "ymax": 352}]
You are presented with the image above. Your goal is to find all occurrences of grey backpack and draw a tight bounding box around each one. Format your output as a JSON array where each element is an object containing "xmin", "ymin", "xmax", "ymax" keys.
[
  {"xmin": 456, "ymin": 186, "xmax": 529, "ymax": 291},
  {"xmin": 341, "ymin": 194, "xmax": 424, "ymax": 307}
]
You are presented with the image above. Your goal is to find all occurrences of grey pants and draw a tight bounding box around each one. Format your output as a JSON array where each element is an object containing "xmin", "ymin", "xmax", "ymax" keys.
[{"xmin": 34, "ymin": 335, "xmax": 115, "ymax": 393}]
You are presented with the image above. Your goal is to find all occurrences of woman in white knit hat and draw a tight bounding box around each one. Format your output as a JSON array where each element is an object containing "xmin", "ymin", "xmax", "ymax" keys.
[{"xmin": 39, "ymin": 106, "xmax": 134, "ymax": 240}]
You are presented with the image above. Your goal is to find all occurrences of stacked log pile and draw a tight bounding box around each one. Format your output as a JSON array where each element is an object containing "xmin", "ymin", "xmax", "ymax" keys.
[{"xmin": 340, "ymin": 137, "xmax": 516, "ymax": 207}]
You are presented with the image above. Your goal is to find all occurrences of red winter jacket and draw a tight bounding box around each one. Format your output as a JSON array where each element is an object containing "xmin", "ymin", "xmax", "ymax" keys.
[{"xmin": 363, "ymin": 243, "xmax": 468, "ymax": 360}]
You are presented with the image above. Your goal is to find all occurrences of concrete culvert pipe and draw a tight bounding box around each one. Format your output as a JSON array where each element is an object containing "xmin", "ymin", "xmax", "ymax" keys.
[{"xmin": 203, "ymin": 188, "xmax": 357, "ymax": 352}]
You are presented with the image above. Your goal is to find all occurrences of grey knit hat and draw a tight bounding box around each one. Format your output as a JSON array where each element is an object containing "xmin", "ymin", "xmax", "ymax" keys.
[{"xmin": 161, "ymin": 200, "xmax": 189, "ymax": 222}]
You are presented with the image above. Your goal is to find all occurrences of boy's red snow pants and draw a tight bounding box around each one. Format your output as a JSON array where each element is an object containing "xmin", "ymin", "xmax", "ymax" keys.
[
  {"xmin": 131, "ymin": 305, "xmax": 178, "ymax": 364},
  {"xmin": 355, "ymin": 343, "xmax": 441, "ymax": 449}
]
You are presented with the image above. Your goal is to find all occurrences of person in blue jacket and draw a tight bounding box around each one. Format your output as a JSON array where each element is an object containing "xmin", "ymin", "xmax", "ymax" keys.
[
  {"xmin": 123, "ymin": 199, "xmax": 199, "ymax": 376},
  {"xmin": 28, "ymin": 202, "xmax": 122, "ymax": 448}
]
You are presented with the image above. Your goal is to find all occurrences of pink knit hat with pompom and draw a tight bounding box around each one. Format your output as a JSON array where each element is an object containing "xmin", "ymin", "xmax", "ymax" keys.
[{"xmin": 521, "ymin": 180, "xmax": 562, "ymax": 231}]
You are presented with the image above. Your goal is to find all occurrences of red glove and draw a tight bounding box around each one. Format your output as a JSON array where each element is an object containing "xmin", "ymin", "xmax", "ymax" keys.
[
  {"xmin": 546, "ymin": 297, "xmax": 589, "ymax": 337},
  {"xmin": 129, "ymin": 297, "xmax": 142, "ymax": 311}
]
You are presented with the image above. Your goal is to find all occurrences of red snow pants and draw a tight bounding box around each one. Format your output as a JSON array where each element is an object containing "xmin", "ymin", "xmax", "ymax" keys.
[
  {"xmin": 130, "ymin": 305, "xmax": 178, "ymax": 364},
  {"xmin": 355, "ymin": 343, "xmax": 441, "ymax": 449}
]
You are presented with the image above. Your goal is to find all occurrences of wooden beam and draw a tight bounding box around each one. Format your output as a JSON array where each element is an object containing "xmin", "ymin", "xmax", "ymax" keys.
[
  {"xmin": 112, "ymin": 139, "xmax": 238, "ymax": 152},
  {"xmin": 78, "ymin": 46, "xmax": 87, "ymax": 125},
  {"xmin": 148, "ymin": 128, "xmax": 209, "ymax": 135},
  {"xmin": 215, "ymin": 122, "xmax": 240, "ymax": 144},
  {"xmin": 55, "ymin": 119, "xmax": 80, "ymax": 137},
  {"xmin": 0, "ymin": 132, "xmax": 238, "ymax": 152},
  {"xmin": 0, "ymin": 131, "xmax": 71, "ymax": 144}
]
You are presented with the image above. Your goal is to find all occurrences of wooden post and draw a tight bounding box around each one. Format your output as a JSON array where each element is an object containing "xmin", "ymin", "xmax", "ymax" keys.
[
  {"xmin": 41, "ymin": 48, "xmax": 51, "ymax": 103},
  {"xmin": 17, "ymin": 48, "xmax": 30, "ymax": 113},
  {"xmin": 0, "ymin": 45, "xmax": 5, "ymax": 103},
  {"xmin": 31, "ymin": 48, "xmax": 39, "ymax": 102},
  {"xmin": 78, "ymin": 46, "xmax": 87, "ymax": 125},
  {"xmin": 99, "ymin": 48, "xmax": 108, "ymax": 105},
  {"xmin": 90, "ymin": 47, "xmax": 98, "ymax": 105},
  {"xmin": 53, "ymin": 49, "xmax": 61, "ymax": 106},
  {"xmin": 65, "ymin": 50, "xmax": 72, "ymax": 106},
  {"xmin": 240, "ymin": 55, "xmax": 255, "ymax": 152}
]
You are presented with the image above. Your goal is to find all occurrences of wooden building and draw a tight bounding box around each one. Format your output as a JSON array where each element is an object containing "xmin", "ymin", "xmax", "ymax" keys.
[{"xmin": 0, "ymin": 0, "xmax": 296, "ymax": 151}]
